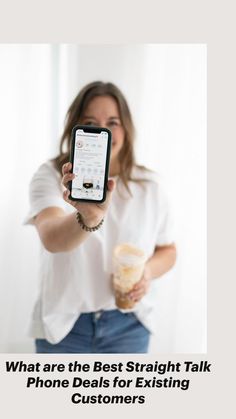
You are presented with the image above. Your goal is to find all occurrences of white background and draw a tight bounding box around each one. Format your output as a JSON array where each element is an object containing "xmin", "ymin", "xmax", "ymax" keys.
[{"xmin": 0, "ymin": 44, "xmax": 206, "ymax": 353}]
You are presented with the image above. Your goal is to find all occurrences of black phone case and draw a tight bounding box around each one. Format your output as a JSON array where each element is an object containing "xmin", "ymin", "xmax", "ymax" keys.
[{"xmin": 68, "ymin": 125, "xmax": 112, "ymax": 203}]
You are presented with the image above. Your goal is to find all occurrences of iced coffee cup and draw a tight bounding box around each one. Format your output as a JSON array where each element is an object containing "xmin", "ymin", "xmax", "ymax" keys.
[{"xmin": 112, "ymin": 243, "xmax": 146, "ymax": 309}]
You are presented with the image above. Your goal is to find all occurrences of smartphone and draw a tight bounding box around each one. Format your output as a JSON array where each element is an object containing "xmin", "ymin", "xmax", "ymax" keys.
[{"xmin": 69, "ymin": 125, "xmax": 112, "ymax": 203}]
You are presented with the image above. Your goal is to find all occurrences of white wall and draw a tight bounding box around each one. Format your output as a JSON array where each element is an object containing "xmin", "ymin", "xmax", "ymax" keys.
[{"xmin": 0, "ymin": 44, "xmax": 206, "ymax": 353}]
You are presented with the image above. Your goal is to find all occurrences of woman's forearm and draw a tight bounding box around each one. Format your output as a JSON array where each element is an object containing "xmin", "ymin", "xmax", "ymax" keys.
[
  {"xmin": 145, "ymin": 244, "xmax": 177, "ymax": 280},
  {"xmin": 128, "ymin": 244, "xmax": 177, "ymax": 302},
  {"xmin": 35, "ymin": 208, "xmax": 102, "ymax": 253}
]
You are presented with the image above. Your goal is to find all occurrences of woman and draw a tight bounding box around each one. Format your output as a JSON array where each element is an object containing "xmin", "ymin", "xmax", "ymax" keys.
[{"xmin": 25, "ymin": 81, "xmax": 176, "ymax": 353}]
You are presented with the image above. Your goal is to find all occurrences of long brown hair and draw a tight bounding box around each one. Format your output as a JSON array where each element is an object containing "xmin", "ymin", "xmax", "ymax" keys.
[{"xmin": 53, "ymin": 81, "xmax": 149, "ymax": 194}]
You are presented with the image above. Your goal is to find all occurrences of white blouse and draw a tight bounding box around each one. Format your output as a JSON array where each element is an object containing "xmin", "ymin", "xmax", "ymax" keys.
[{"xmin": 25, "ymin": 161, "xmax": 174, "ymax": 344}]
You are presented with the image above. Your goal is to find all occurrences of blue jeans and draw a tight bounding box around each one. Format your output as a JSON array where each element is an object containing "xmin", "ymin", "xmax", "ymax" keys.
[{"xmin": 35, "ymin": 310, "xmax": 150, "ymax": 353}]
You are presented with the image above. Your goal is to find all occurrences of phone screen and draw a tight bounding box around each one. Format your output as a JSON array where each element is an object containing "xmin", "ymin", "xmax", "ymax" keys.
[{"xmin": 70, "ymin": 126, "xmax": 111, "ymax": 202}]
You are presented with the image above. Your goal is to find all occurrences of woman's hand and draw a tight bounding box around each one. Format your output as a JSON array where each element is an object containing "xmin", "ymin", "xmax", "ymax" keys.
[
  {"xmin": 128, "ymin": 265, "xmax": 152, "ymax": 303},
  {"xmin": 62, "ymin": 162, "xmax": 115, "ymax": 227},
  {"xmin": 128, "ymin": 244, "xmax": 177, "ymax": 302}
]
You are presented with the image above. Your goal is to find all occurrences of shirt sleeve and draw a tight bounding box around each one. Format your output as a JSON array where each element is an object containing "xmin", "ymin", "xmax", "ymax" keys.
[
  {"xmin": 24, "ymin": 161, "xmax": 66, "ymax": 225},
  {"xmin": 155, "ymin": 183, "xmax": 175, "ymax": 246}
]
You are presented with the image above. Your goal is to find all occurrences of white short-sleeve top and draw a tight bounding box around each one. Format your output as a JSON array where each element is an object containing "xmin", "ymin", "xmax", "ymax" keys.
[{"xmin": 25, "ymin": 161, "xmax": 174, "ymax": 344}]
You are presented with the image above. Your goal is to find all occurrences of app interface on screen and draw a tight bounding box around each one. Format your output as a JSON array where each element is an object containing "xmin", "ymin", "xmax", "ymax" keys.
[{"xmin": 71, "ymin": 129, "xmax": 108, "ymax": 200}]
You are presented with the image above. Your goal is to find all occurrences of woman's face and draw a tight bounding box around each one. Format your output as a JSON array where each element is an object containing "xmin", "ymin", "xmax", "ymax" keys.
[{"xmin": 80, "ymin": 95, "xmax": 125, "ymax": 165}]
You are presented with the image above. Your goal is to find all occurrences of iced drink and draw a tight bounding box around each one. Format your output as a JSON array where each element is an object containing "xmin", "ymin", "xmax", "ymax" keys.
[{"xmin": 112, "ymin": 243, "xmax": 146, "ymax": 309}]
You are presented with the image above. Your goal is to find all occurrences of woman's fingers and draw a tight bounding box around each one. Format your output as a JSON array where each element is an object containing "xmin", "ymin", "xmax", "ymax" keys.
[
  {"xmin": 129, "ymin": 275, "xmax": 151, "ymax": 302},
  {"xmin": 63, "ymin": 189, "xmax": 72, "ymax": 204},
  {"xmin": 61, "ymin": 162, "xmax": 74, "ymax": 189},
  {"xmin": 107, "ymin": 178, "xmax": 116, "ymax": 192},
  {"xmin": 129, "ymin": 288, "xmax": 145, "ymax": 302},
  {"xmin": 62, "ymin": 162, "xmax": 72, "ymax": 175},
  {"xmin": 62, "ymin": 172, "xmax": 75, "ymax": 188}
]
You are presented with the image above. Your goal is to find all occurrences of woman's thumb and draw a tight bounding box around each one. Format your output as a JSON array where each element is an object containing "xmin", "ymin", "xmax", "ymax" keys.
[{"xmin": 107, "ymin": 178, "xmax": 116, "ymax": 192}]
